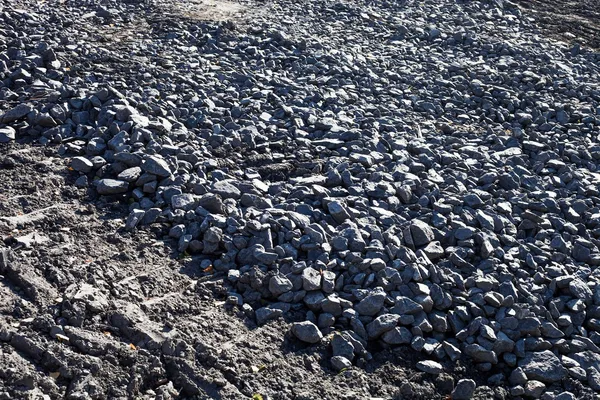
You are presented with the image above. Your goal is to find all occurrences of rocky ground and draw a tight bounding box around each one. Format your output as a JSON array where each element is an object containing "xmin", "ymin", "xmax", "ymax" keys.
[{"xmin": 1, "ymin": 0, "xmax": 600, "ymax": 399}]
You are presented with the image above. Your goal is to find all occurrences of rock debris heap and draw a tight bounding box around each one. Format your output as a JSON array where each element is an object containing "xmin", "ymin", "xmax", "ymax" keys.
[{"xmin": 2, "ymin": 0, "xmax": 600, "ymax": 397}]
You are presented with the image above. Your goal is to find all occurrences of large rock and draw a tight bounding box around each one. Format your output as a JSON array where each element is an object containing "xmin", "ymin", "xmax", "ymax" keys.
[
  {"xmin": 96, "ymin": 179, "xmax": 129, "ymax": 195},
  {"xmin": 197, "ymin": 194, "xmax": 224, "ymax": 214},
  {"xmin": 171, "ymin": 193, "xmax": 197, "ymax": 211},
  {"xmin": 366, "ymin": 314, "xmax": 400, "ymax": 339},
  {"xmin": 355, "ymin": 288, "xmax": 386, "ymax": 316},
  {"xmin": 141, "ymin": 156, "xmax": 171, "ymax": 177},
  {"xmin": 331, "ymin": 333, "xmax": 355, "ymax": 360},
  {"xmin": 212, "ymin": 180, "xmax": 241, "ymax": 199},
  {"xmin": 302, "ymin": 267, "xmax": 322, "ymax": 291},
  {"xmin": 409, "ymin": 220, "xmax": 435, "ymax": 247},
  {"xmin": 416, "ymin": 360, "xmax": 443, "ymax": 375},
  {"xmin": 0, "ymin": 126, "xmax": 16, "ymax": 143},
  {"xmin": 569, "ymin": 350, "xmax": 600, "ymax": 370},
  {"xmin": 452, "ymin": 379, "xmax": 476, "ymax": 400},
  {"xmin": 1, "ymin": 104, "xmax": 32, "ymax": 123},
  {"xmin": 464, "ymin": 344, "xmax": 497, "ymax": 364},
  {"xmin": 269, "ymin": 275, "xmax": 293, "ymax": 297},
  {"xmin": 71, "ymin": 157, "xmax": 93, "ymax": 173},
  {"xmin": 327, "ymin": 200, "xmax": 352, "ymax": 224},
  {"xmin": 291, "ymin": 321, "xmax": 322, "ymax": 344},
  {"xmin": 519, "ymin": 350, "xmax": 566, "ymax": 383}
]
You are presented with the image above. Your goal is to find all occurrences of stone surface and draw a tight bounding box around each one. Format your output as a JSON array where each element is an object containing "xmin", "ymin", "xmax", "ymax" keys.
[
  {"xmin": 409, "ymin": 220, "xmax": 435, "ymax": 247},
  {"xmin": 416, "ymin": 360, "xmax": 443, "ymax": 375},
  {"xmin": 291, "ymin": 321, "xmax": 323, "ymax": 344},
  {"xmin": 452, "ymin": 379, "xmax": 476, "ymax": 400},
  {"xmin": 96, "ymin": 179, "xmax": 129, "ymax": 195},
  {"xmin": 519, "ymin": 350, "xmax": 566, "ymax": 383}
]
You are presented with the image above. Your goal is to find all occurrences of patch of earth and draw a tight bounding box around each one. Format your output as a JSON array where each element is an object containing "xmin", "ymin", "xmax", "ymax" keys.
[
  {"xmin": 0, "ymin": 146, "xmax": 505, "ymax": 399},
  {"xmin": 169, "ymin": 0, "xmax": 250, "ymax": 22},
  {"xmin": 514, "ymin": 0, "xmax": 600, "ymax": 51}
]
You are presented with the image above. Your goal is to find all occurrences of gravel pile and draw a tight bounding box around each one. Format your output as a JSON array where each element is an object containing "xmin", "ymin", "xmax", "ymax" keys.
[{"xmin": 2, "ymin": 0, "xmax": 600, "ymax": 398}]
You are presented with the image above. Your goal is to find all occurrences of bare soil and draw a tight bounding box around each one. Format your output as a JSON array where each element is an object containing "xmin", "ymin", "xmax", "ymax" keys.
[
  {"xmin": 515, "ymin": 0, "xmax": 600, "ymax": 50},
  {"xmin": 0, "ymin": 146, "xmax": 501, "ymax": 399}
]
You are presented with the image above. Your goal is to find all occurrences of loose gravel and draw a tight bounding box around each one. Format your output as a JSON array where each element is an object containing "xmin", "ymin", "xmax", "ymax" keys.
[{"xmin": 2, "ymin": 0, "xmax": 600, "ymax": 398}]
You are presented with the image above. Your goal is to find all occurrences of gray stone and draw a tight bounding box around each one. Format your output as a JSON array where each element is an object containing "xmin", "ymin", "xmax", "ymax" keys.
[
  {"xmin": 1, "ymin": 104, "xmax": 32, "ymax": 123},
  {"xmin": 464, "ymin": 193, "xmax": 484, "ymax": 208},
  {"xmin": 570, "ymin": 351, "xmax": 600, "ymax": 370},
  {"xmin": 588, "ymin": 366, "xmax": 600, "ymax": 391},
  {"xmin": 573, "ymin": 244, "xmax": 591, "ymax": 262},
  {"xmin": 291, "ymin": 321, "xmax": 322, "ymax": 343},
  {"xmin": 328, "ymin": 201, "xmax": 352, "ymax": 224},
  {"xmin": 169, "ymin": 224, "xmax": 186, "ymax": 239},
  {"xmin": 509, "ymin": 367, "xmax": 528, "ymax": 385},
  {"xmin": 305, "ymin": 225, "xmax": 326, "ymax": 244},
  {"xmin": 455, "ymin": 227, "xmax": 477, "ymax": 240},
  {"xmin": 331, "ymin": 333, "xmax": 355, "ymax": 360},
  {"xmin": 74, "ymin": 176, "xmax": 88, "ymax": 188},
  {"xmin": 197, "ymin": 194, "xmax": 224, "ymax": 214},
  {"xmin": 349, "ymin": 152, "xmax": 373, "ymax": 166},
  {"xmin": 518, "ymin": 350, "xmax": 566, "ymax": 383},
  {"xmin": 443, "ymin": 341, "xmax": 462, "ymax": 361},
  {"xmin": 451, "ymin": 379, "xmax": 476, "ymax": 400},
  {"xmin": 71, "ymin": 157, "xmax": 93, "ymax": 173},
  {"xmin": 569, "ymin": 366, "xmax": 587, "ymax": 381},
  {"xmin": 355, "ymin": 288, "xmax": 386, "ymax": 316},
  {"xmin": 464, "ymin": 344, "xmax": 497, "ymax": 364},
  {"xmin": 423, "ymin": 241, "xmax": 444, "ymax": 260},
  {"xmin": 212, "ymin": 180, "xmax": 241, "ymax": 199},
  {"xmin": 255, "ymin": 307, "xmax": 282, "ymax": 325},
  {"xmin": 118, "ymin": 167, "xmax": 142, "ymax": 182},
  {"xmin": 125, "ymin": 209, "xmax": 145, "ymax": 231},
  {"xmin": 302, "ymin": 267, "xmax": 322, "ymax": 291},
  {"xmin": 366, "ymin": 314, "xmax": 400, "ymax": 339},
  {"xmin": 203, "ymin": 227, "xmax": 222, "ymax": 254},
  {"xmin": 114, "ymin": 105, "xmax": 138, "ymax": 122},
  {"xmin": 140, "ymin": 208, "xmax": 161, "ymax": 225},
  {"xmin": 141, "ymin": 156, "xmax": 171, "ymax": 177},
  {"xmin": 509, "ymin": 386, "xmax": 525, "ymax": 397},
  {"xmin": 0, "ymin": 126, "xmax": 16, "ymax": 143},
  {"xmin": 569, "ymin": 278, "xmax": 593, "ymax": 302},
  {"xmin": 303, "ymin": 291, "xmax": 325, "ymax": 312},
  {"xmin": 96, "ymin": 179, "xmax": 129, "ymax": 195},
  {"xmin": 382, "ymin": 327, "xmax": 412, "ymax": 345},
  {"xmin": 171, "ymin": 194, "xmax": 197, "ymax": 211},
  {"xmin": 555, "ymin": 392, "xmax": 576, "ymax": 400},
  {"xmin": 391, "ymin": 296, "xmax": 423, "ymax": 315},
  {"xmin": 317, "ymin": 313, "xmax": 335, "ymax": 328},
  {"xmin": 524, "ymin": 380, "xmax": 545, "ymax": 398},
  {"xmin": 330, "ymin": 356, "xmax": 352, "ymax": 371},
  {"xmin": 269, "ymin": 275, "xmax": 293, "ymax": 297},
  {"xmin": 416, "ymin": 360, "xmax": 443, "ymax": 375},
  {"xmin": 409, "ymin": 220, "xmax": 435, "ymax": 247},
  {"xmin": 321, "ymin": 271, "xmax": 336, "ymax": 294}
]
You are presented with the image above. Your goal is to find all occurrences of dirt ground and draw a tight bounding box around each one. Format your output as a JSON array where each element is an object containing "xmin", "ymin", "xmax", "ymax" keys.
[
  {"xmin": 0, "ymin": 145, "xmax": 506, "ymax": 399},
  {"xmin": 4, "ymin": 132, "xmax": 598, "ymax": 398},
  {"xmin": 514, "ymin": 0, "xmax": 600, "ymax": 50}
]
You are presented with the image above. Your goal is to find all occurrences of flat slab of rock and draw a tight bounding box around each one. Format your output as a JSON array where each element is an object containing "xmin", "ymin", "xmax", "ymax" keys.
[
  {"xmin": 96, "ymin": 179, "xmax": 129, "ymax": 195},
  {"xmin": 416, "ymin": 360, "xmax": 443, "ymax": 374},
  {"xmin": 1, "ymin": 104, "xmax": 32, "ymax": 123}
]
